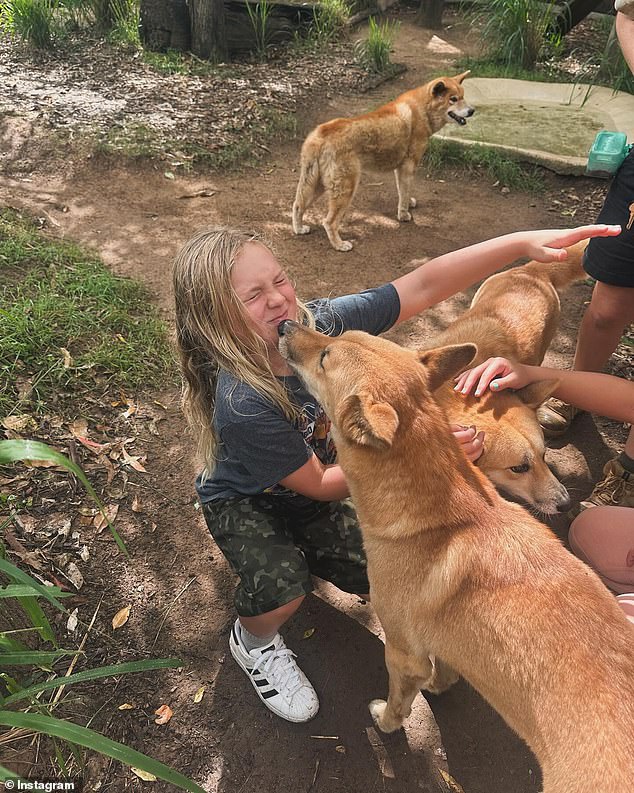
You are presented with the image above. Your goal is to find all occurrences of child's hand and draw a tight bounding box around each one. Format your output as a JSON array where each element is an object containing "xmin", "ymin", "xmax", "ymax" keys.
[
  {"xmin": 523, "ymin": 224, "xmax": 621, "ymax": 262},
  {"xmin": 450, "ymin": 423, "xmax": 485, "ymax": 462},
  {"xmin": 454, "ymin": 357, "xmax": 529, "ymax": 396}
]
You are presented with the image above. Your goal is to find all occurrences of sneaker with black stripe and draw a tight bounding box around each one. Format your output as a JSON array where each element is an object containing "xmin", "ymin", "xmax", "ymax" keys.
[{"xmin": 229, "ymin": 619, "xmax": 319, "ymax": 723}]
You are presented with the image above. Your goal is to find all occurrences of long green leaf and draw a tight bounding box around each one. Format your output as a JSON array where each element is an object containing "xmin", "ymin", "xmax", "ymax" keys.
[
  {"xmin": 2, "ymin": 658, "xmax": 183, "ymax": 707},
  {"xmin": 17, "ymin": 594, "xmax": 57, "ymax": 646},
  {"xmin": 0, "ymin": 764, "xmax": 23, "ymax": 781},
  {"xmin": 0, "ymin": 712, "xmax": 206, "ymax": 793},
  {"xmin": 0, "ymin": 558, "xmax": 66, "ymax": 613},
  {"xmin": 1, "ymin": 650, "xmax": 72, "ymax": 666},
  {"xmin": 0, "ymin": 440, "xmax": 128, "ymax": 556},
  {"xmin": 0, "ymin": 585, "xmax": 72, "ymax": 599}
]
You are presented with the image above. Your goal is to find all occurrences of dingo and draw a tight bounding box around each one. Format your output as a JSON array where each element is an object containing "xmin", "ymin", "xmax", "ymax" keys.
[
  {"xmin": 278, "ymin": 320, "xmax": 634, "ymax": 793},
  {"xmin": 427, "ymin": 242, "xmax": 589, "ymax": 514},
  {"xmin": 292, "ymin": 72, "xmax": 473, "ymax": 251}
]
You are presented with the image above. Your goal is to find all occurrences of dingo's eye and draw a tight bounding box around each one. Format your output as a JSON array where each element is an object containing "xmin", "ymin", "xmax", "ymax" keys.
[
  {"xmin": 510, "ymin": 463, "xmax": 530, "ymax": 474},
  {"xmin": 450, "ymin": 96, "xmax": 458, "ymax": 103}
]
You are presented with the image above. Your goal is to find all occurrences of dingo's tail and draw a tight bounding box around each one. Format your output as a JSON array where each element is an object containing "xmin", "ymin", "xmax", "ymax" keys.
[{"xmin": 292, "ymin": 134, "xmax": 323, "ymax": 235}]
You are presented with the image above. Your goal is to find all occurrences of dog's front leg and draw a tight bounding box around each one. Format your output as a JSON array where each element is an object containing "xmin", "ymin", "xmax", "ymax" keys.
[
  {"xmin": 369, "ymin": 640, "xmax": 432, "ymax": 733},
  {"xmin": 394, "ymin": 160, "xmax": 417, "ymax": 221}
]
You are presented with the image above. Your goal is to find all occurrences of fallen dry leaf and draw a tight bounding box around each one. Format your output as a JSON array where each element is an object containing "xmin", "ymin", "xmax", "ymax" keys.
[
  {"xmin": 69, "ymin": 418, "xmax": 88, "ymax": 438},
  {"xmin": 64, "ymin": 561, "xmax": 84, "ymax": 591},
  {"xmin": 112, "ymin": 604, "xmax": 131, "ymax": 630},
  {"xmin": 66, "ymin": 608, "xmax": 79, "ymax": 633},
  {"xmin": 131, "ymin": 494, "xmax": 143, "ymax": 513},
  {"xmin": 154, "ymin": 704, "xmax": 173, "ymax": 725},
  {"xmin": 302, "ymin": 628, "xmax": 315, "ymax": 640},
  {"xmin": 93, "ymin": 503, "xmax": 119, "ymax": 532},
  {"xmin": 121, "ymin": 442, "xmax": 147, "ymax": 472},
  {"xmin": 193, "ymin": 686, "xmax": 205, "ymax": 704},
  {"xmin": 131, "ymin": 768, "xmax": 157, "ymax": 782},
  {"xmin": 118, "ymin": 703, "xmax": 135, "ymax": 710},
  {"xmin": 1, "ymin": 414, "xmax": 33, "ymax": 431},
  {"xmin": 60, "ymin": 347, "xmax": 73, "ymax": 368}
]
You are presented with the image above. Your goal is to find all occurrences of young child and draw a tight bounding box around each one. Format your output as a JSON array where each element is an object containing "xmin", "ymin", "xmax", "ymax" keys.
[
  {"xmin": 172, "ymin": 222, "xmax": 620, "ymax": 723},
  {"xmin": 454, "ymin": 356, "xmax": 633, "ymax": 617}
]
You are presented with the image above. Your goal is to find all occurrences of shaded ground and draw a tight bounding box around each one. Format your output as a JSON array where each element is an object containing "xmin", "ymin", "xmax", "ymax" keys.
[{"xmin": 0, "ymin": 8, "xmax": 630, "ymax": 793}]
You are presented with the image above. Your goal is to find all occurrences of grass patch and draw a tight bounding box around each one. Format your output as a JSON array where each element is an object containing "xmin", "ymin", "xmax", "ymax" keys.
[
  {"xmin": 424, "ymin": 138, "xmax": 545, "ymax": 192},
  {"xmin": 143, "ymin": 49, "xmax": 225, "ymax": 77},
  {"xmin": 0, "ymin": 208, "xmax": 176, "ymax": 418}
]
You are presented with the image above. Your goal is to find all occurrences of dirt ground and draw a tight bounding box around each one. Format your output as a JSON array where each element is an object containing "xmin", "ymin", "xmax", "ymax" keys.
[{"xmin": 1, "ymin": 9, "xmax": 630, "ymax": 793}]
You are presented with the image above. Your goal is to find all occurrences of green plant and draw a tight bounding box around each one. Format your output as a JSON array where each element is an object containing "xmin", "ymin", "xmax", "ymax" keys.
[
  {"xmin": 424, "ymin": 138, "xmax": 544, "ymax": 193},
  {"xmin": 0, "ymin": 0, "xmax": 61, "ymax": 48},
  {"xmin": 245, "ymin": 0, "xmax": 273, "ymax": 60},
  {"xmin": 0, "ymin": 507, "xmax": 203, "ymax": 789},
  {"xmin": 0, "ymin": 209, "xmax": 175, "ymax": 419},
  {"xmin": 354, "ymin": 16, "xmax": 398, "ymax": 73},
  {"xmin": 472, "ymin": 0, "xmax": 558, "ymax": 70},
  {"xmin": 308, "ymin": 0, "xmax": 348, "ymax": 46}
]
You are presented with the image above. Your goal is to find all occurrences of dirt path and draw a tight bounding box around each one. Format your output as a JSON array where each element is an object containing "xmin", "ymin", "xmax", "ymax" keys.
[{"xmin": 0, "ymin": 12, "xmax": 628, "ymax": 793}]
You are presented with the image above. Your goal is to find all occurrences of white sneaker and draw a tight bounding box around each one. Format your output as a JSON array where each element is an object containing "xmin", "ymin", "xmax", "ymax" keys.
[{"xmin": 229, "ymin": 619, "xmax": 319, "ymax": 723}]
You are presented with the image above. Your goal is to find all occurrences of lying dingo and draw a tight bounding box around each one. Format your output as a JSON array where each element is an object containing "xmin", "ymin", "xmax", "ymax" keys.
[
  {"xmin": 292, "ymin": 72, "xmax": 473, "ymax": 251},
  {"xmin": 278, "ymin": 320, "xmax": 634, "ymax": 793},
  {"xmin": 425, "ymin": 241, "xmax": 589, "ymax": 514}
]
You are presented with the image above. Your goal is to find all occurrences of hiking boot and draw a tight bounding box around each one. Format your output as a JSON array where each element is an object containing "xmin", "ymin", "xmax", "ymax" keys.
[
  {"xmin": 537, "ymin": 398, "xmax": 581, "ymax": 438},
  {"xmin": 229, "ymin": 619, "xmax": 319, "ymax": 723},
  {"xmin": 578, "ymin": 458, "xmax": 634, "ymax": 512}
]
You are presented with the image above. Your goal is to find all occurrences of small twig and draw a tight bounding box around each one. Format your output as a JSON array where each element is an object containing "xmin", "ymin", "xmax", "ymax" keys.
[
  {"xmin": 151, "ymin": 576, "xmax": 197, "ymax": 649},
  {"xmin": 50, "ymin": 596, "xmax": 103, "ymax": 707}
]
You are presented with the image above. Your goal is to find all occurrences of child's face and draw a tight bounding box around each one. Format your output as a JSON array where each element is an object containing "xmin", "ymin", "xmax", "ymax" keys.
[{"xmin": 231, "ymin": 242, "xmax": 298, "ymax": 349}]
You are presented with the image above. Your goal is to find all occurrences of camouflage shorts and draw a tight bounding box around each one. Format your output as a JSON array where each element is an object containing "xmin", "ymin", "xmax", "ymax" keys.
[{"xmin": 202, "ymin": 495, "xmax": 369, "ymax": 617}]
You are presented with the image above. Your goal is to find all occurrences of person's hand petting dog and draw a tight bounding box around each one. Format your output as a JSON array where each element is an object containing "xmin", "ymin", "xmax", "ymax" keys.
[
  {"xmin": 454, "ymin": 357, "xmax": 530, "ymax": 398},
  {"xmin": 450, "ymin": 423, "xmax": 485, "ymax": 462}
]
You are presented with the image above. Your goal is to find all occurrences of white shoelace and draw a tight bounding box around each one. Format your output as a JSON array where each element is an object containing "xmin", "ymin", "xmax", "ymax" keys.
[{"xmin": 252, "ymin": 645, "xmax": 304, "ymax": 697}]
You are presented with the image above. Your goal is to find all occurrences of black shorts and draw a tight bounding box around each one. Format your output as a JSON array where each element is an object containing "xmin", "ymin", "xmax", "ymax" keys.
[{"xmin": 584, "ymin": 147, "xmax": 634, "ymax": 288}]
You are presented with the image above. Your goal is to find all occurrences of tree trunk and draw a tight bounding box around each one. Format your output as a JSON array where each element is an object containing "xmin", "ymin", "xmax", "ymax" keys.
[
  {"xmin": 139, "ymin": 0, "xmax": 191, "ymax": 52},
  {"xmin": 550, "ymin": 0, "xmax": 603, "ymax": 38},
  {"xmin": 190, "ymin": 0, "xmax": 228, "ymax": 62},
  {"xmin": 415, "ymin": 0, "xmax": 445, "ymax": 29}
]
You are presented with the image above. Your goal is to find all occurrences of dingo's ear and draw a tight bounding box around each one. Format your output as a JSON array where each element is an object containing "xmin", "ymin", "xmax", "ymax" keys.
[
  {"xmin": 455, "ymin": 70, "xmax": 471, "ymax": 83},
  {"xmin": 417, "ymin": 344, "xmax": 477, "ymax": 391},
  {"xmin": 432, "ymin": 79, "xmax": 447, "ymax": 97},
  {"xmin": 515, "ymin": 379, "xmax": 559, "ymax": 409},
  {"xmin": 337, "ymin": 393, "xmax": 399, "ymax": 450}
]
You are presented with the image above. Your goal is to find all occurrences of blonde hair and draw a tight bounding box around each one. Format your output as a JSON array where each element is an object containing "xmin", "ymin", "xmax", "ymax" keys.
[{"xmin": 173, "ymin": 227, "xmax": 315, "ymax": 477}]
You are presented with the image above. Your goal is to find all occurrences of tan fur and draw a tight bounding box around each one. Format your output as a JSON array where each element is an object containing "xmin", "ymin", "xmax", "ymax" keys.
[
  {"xmin": 278, "ymin": 322, "xmax": 634, "ymax": 793},
  {"xmin": 292, "ymin": 73, "xmax": 473, "ymax": 251},
  {"xmin": 428, "ymin": 241, "xmax": 589, "ymax": 514}
]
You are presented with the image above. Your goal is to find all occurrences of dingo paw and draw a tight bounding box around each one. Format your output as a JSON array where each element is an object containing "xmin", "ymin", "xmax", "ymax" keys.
[
  {"xmin": 409, "ymin": 197, "xmax": 417, "ymax": 208},
  {"xmin": 334, "ymin": 240, "xmax": 353, "ymax": 252},
  {"xmin": 294, "ymin": 224, "xmax": 311, "ymax": 235},
  {"xmin": 398, "ymin": 210, "xmax": 412, "ymax": 222},
  {"xmin": 369, "ymin": 699, "xmax": 402, "ymax": 733}
]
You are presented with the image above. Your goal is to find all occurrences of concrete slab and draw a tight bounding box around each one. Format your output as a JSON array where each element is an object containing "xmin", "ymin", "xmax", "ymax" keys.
[{"xmin": 435, "ymin": 77, "xmax": 634, "ymax": 175}]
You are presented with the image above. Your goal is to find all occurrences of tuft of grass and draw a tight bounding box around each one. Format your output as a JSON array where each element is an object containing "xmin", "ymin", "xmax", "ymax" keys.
[
  {"xmin": 470, "ymin": 0, "xmax": 559, "ymax": 70},
  {"xmin": 0, "ymin": 208, "xmax": 175, "ymax": 418},
  {"xmin": 354, "ymin": 16, "xmax": 398, "ymax": 74},
  {"xmin": 424, "ymin": 138, "xmax": 545, "ymax": 192},
  {"xmin": 0, "ymin": 0, "xmax": 61, "ymax": 49},
  {"xmin": 143, "ymin": 49, "xmax": 223, "ymax": 77}
]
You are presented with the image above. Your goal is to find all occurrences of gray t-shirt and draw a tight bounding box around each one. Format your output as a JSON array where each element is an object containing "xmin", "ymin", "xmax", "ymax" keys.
[{"xmin": 196, "ymin": 284, "xmax": 401, "ymax": 505}]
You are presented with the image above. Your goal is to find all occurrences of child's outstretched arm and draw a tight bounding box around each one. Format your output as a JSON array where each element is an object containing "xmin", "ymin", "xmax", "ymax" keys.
[
  {"xmin": 392, "ymin": 224, "xmax": 621, "ymax": 323},
  {"xmin": 454, "ymin": 357, "xmax": 634, "ymax": 425}
]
